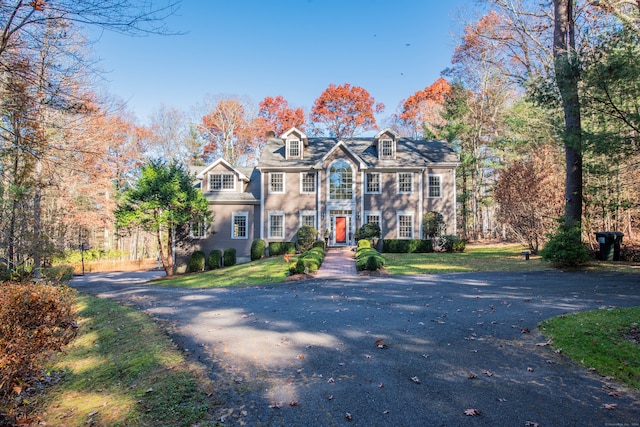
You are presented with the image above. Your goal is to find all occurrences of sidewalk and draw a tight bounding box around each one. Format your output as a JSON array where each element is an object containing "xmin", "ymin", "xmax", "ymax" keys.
[{"xmin": 315, "ymin": 247, "xmax": 357, "ymax": 278}]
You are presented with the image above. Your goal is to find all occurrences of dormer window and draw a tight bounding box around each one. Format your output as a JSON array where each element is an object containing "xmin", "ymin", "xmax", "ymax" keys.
[
  {"xmin": 380, "ymin": 139, "xmax": 395, "ymax": 159},
  {"xmin": 209, "ymin": 172, "xmax": 235, "ymax": 191},
  {"xmin": 287, "ymin": 139, "xmax": 301, "ymax": 159}
]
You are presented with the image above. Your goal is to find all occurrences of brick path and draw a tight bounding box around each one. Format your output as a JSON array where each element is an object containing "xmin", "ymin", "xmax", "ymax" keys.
[{"xmin": 315, "ymin": 247, "xmax": 357, "ymax": 278}]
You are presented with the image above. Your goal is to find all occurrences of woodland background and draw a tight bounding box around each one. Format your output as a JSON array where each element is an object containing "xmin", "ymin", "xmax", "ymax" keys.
[{"xmin": 1, "ymin": 0, "xmax": 639, "ymax": 273}]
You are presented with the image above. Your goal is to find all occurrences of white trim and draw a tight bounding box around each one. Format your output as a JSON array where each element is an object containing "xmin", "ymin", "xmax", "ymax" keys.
[
  {"xmin": 231, "ymin": 211, "xmax": 249, "ymax": 240},
  {"xmin": 269, "ymin": 172, "xmax": 285, "ymax": 194},
  {"xmin": 260, "ymin": 171, "xmax": 265, "ymax": 240},
  {"xmin": 189, "ymin": 218, "xmax": 207, "ymax": 239},
  {"xmin": 364, "ymin": 172, "xmax": 382, "ymax": 194},
  {"xmin": 286, "ymin": 139, "xmax": 302, "ymax": 159},
  {"xmin": 314, "ymin": 140, "xmax": 368, "ymax": 170},
  {"xmin": 396, "ymin": 172, "xmax": 414, "ymax": 194},
  {"xmin": 428, "ymin": 174, "xmax": 443, "ymax": 198},
  {"xmin": 300, "ymin": 171, "xmax": 316, "ymax": 194},
  {"xmin": 364, "ymin": 211, "xmax": 382, "ymax": 232},
  {"xmin": 418, "ymin": 171, "xmax": 424, "ymax": 239},
  {"xmin": 268, "ymin": 210, "xmax": 285, "ymax": 239},
  {"xmin": 299, "ymin": 210, "xmax": 317, "ymax": 228},
  {"xmin": 453, "ymin": 168, "xmax": 458, "ymax": 236},
  {"xmin": 327, "ymin": 158, "xmax": 355, "ymax": 201},
  {"xmin": 208, "ymin": 171, "xmax": 236, "ymax": 192},
  {"xmin": 396, "ymin": 211, "xmax": 415, "ymax": 239},
  {"xmin": 196, "ymin": 158, "xmax": 249, "ymax": 182}
]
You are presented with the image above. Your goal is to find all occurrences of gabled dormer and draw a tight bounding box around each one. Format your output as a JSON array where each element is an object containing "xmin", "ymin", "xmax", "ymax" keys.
[
  {"xmin": 374, "ymin": 128, "xmax": 399, "ymax": 160},
  {"xmin": 196, "ymin": 158, "xmax": 249, "ymax": 192},
  {"xmin": 281, "ymin": 127, "xmax": 308, "ymax": 160}
]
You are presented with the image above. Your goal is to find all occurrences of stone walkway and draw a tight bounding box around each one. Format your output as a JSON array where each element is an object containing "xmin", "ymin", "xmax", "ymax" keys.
[{"xmin": 315, "ymin": 246, "xmax": 357, "ymax": 278}]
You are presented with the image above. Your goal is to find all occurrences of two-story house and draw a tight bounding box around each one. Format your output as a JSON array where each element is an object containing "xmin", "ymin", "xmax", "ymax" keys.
[{"xmin": 178, "ymin": 127, "xmax": 459, "ymax": 270}]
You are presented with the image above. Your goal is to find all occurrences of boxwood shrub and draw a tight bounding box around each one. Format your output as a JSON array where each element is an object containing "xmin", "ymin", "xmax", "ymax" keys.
[
  {"xmin": 355, "ymin": 246, "xmax": 384, "ymax": 271},
  {"xmin": 223, "ymin": 248, "xmax": 237, "ymax": 267},
  {"xmin": 208, "ymin": 249, "xmax": 222, "ymax": 270},
  {"xmin": 382, "ymin": 239, "xmax": 433, "ymax": 253},
  {"xmin": 289, "ymin": 246, "xmax": 325, "ymax": 275},
  {"xmin": 188, "ymin": 250, "xmax": 206, "ymax": 272},
  {"xmin": 269, "ymin": 241, "xmax": 296, "ymax": 256},
  {"xmin": 251, "ymin": 239, "xmax": 266, "ymax": 261}
]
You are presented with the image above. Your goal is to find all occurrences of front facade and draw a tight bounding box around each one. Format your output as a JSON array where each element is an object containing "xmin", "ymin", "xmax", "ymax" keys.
[{"xmin": 178, "ymin": 128, "xmax": 459, "ymax": 269}]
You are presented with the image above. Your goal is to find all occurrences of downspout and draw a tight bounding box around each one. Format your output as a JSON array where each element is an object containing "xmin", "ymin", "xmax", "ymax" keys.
[
  {"xmin": 453, "ymin": 167, "xmax": 458, "ymax": 236},
  {"xmin": 316, "ymin": 170, "xmax": 320, "ymax": 231},
  {"xmin": 360, "ymin": 170, "xmax": 365, "ymax": 230},
  {"xmin": 260, "ymin": 169, "xmax": 265, "ymax": 240},
  {"xmin": 419, "ymin": 169, "xmax": 424, "ymax": 239}
]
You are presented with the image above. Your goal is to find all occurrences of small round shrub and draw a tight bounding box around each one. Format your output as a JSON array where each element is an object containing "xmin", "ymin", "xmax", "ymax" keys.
[
  {"xmin": 295, "ymin": 259, "xmax": 306, "ymax": 274},
  {"xmin": 366, "ymin": 255, "xmax": 381, "ymax": 271},
  {"xmin": 357, "ymin": 239, "xmax": 371, "ymax": 249},
  {"xmin": 208, "ymin": 250, "xmax": 222, "ymax": 270},
  {"xmin": 188, "ymin": 251, "xmax": 206, "ymax": 272},
  {"xmin": 312, "ymin": 240, "xmax": 326, "ymax": 250},
  {"xmin": 296, "ymin": 225, "xmax": 319, "ymax": 252},
  {"xmin": 223, "ymin": 248, "xmax": 237, "ymax": 267},
  {"xmin": 251, "ymin": 239, "xmax": 266, "ymax": 261},
  {"xmin": 540, "ymin": 221, "xmax": 590, "ymax": 267}
]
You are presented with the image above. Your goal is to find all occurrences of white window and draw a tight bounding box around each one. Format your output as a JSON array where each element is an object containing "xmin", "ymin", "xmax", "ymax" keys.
[
  {"xmin": 232, "ymin": 212, "xmax": 248, "ymax": 239},
  {"xmin": 365, "ymin": 212, "xmax": 381, "ymax": 227},
  {"xmin": 288, "ymin": 139, "xmax": 301, "ymax": 158},
  {"xmin": 190, "ymin": 218, "xmax": 207, "ymax": 239},
  {"xmin": 269, "ymin": 172, "xmax": 284, "ymax": 193},
  {"xmin": 329, "ymin": 159, "xmax": 353, "ymax": 200},
  {"xmin": 428, "ymin": 174, "xmax": 442, "ymax": 198},
  {"xmin": 397, "ymin": 212, "xmax": 414, "ymax": 239},
  {"xmin": 300, "ymin": 172, "xmax": 316, "ymax": 193},
  {"xmin": 380, "ymin": 139, "xmax": 394, "ymax": 158},
  {"xmin": 300, "ymin": 210, "xmax": 316, "ymax": 228},
  {"xmin": 268, "ymin": 211, "xmax": 285, "ymax": 239},
  {"xmin": 365, "ymin": 172, "xmax": 381, "ymax": 194},
  {"xmin": 209, "ymin": 172, "xmax": 235, "ymax": 191},
  {"xmin": 397, "ymin": 172, "xmax": 413, "ymax": 194}
]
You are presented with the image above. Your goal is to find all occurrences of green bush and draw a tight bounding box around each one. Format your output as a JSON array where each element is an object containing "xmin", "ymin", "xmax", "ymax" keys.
[
  {"xmin": 296, "ymin": 225, "xmax": 319, "ymax": 252},
  {"xmin": 312, "ymin": 240, "xmax": 326, "ymax": 250},
  {"xmin": 357, "ymin": 239, "xmax": 371, "ymax": 249},
  {"xmin": 188, "ymin": 251, "xmax": 206, "ymax": 272},
  {"xmin": 42, "ymin": 265, "xmax": 75, "ymax": 283},
  {"xmin": 357, "ymin": 223, "xmax": 381, "ymax": 243},
  {"xmin": 251, "ymin": 239, "xmax": 266, "ymax": 261},
  {"xmin": 540, "ymin": 221, "xmax": 590, "ymax": 267},
  {"xmin": 269, "ymin": 242, "xmax": 296, "ymax": 256},
  {"xmin": 223, "ymin": 248, "xmax": 237, "ymax": 267},
  {"xmin": 208, "ymin": 250, "xmax": 222, "ymax": 270},
  {"xmin": 289, "ymin": 246, "xmax": 325, "ymax": 275},
  {"xmin": 355, "ymin": 247, "xmax": 385, "ymax": 271},
  {"xmin": 440, "ymin": 235, "xmax": 466, "ymax": 253},
  {"xmin": 382, "ymin": 239, "xmax": 433, "ymax": 253},
  {"xmin": 422, "ymin": 211, "xmax": 445, "ymax": 238}
]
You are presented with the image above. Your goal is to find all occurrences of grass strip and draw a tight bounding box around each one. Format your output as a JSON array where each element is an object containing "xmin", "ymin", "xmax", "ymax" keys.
[
  {"xmin": 540, "ymin": 307, "xmax": 640, "ymax": 389},
  {"xmin": 37, "ymin": 294, "xmax": 215, "ymax": 426}
]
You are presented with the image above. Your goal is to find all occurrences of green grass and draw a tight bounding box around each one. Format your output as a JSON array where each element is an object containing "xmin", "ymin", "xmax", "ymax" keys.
[
  {"xmin": 540, "ymin": 307, "xmax": 640, "ymax": 389},
  {"xmin": 382, "ymin": 243, "xmax": 551, "ymax": 275},
  {"xmin": 37, "ymin": 294, "xmax": 216, "ymax": 427},
  {"xmin": 156, "ymin": 255, "xmax": 292, "ymax": 288}
]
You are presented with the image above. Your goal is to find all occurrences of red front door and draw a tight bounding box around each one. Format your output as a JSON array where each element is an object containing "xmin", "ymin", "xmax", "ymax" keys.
[{"xmin": 335, "ymin": 216, "xmax": 347, "ymax": 243}]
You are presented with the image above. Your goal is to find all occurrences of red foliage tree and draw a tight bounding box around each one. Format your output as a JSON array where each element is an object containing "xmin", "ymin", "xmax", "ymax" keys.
[
  {"xmin": 398, "ymin": 78, "xmax": 452, "ymax": 138},
  {"xmin": 310, "ymin": 83, "xmax": 384, "ymax": 138},
  {"xmin": 257, "ymin": 95, "xmax": 305, "ymax": 136}
]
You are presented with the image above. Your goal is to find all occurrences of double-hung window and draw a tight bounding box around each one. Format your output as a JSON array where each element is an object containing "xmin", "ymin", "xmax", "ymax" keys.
[
  {"xmin": 397, "ymin": 172, "xmax": 413, "ymax": 194},
  {"xmin": 380, "ymin": 139, "xmax": 394, "ymax": 158},
  {"xmin": 209, "ymin": 173, "xmax": 235, "ymax": 191},
  {"xmin": 428, "ymin": 175, "xmax": 442, "ymax": 198},
  {"xmin": 232, "ymin": 212, "xmax": 248, "ymax": 239},
  {"xmin": 397, "ymin": 212, "xmax": 414, "ymax": 239},
  {"xmin": 269, "ymin": 172, "xmax": 284, "ymax": 193},
  {"xmin": 288, "ymin": 139, "xmax": 300, "ymax": 158},
  {"xmin": 190, "ymin": 218, "xmax": 207, "ymax": 239},
  {"xmin": 300, "ymin": 210, "xmax": 316, "ymax": 228},
  {"xmin": 300, "ymin": 172, "xmax": 316, "ymax": 193},
  {"xmin": 365, "ymin": 172, "xmax": 381, "ymax": 194},
  {"xmin": 268, "ymin": 211, "xmax": 285, "ymax": 239}
]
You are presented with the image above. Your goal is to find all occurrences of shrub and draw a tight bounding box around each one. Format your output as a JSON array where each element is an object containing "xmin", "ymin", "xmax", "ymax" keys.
[
  {"xmin": 296, "ymin": 225, "xmax": 319, "ymax": 252},
  {"xmin": 251, "ymin": 239, "xmax": 266, "ymax": 261},
  {"xmin": 188, "ymin": 251, "xmax": 206, "ymax": 272},
  {"xmin": 422, "ymin": 211, "xmax": 445, "ymax": 238},
  {"xmin": 355, "ymin": 247, "xmax": 385, "ymax": 271},
  {"xmin": 312, "ymin": 240, "xmax": 326, "ymax": 250},
  {"xmin": 289, "ymin": 246, "xmax": 325, "ymax": 275},
  {"xmin": 540, "ymin": 221, "xmax": 590, "ymax": 267},
  {"xmin": 208, "ymin": 250, "xmax": 222, "ymax": 270},
  {"xmin": 357, "ymin": 239, "xmax": 371, "ymax": 249},
  {"xmin": 0, "ymin": 283, "xmax": 77, "ymax": 399},
  {"xmin": 439, "ymin": 235, "xmax": 466, "ymax": 253},
  {"xmin": 382, "ymin": 239, "xmax": 433, "ymax": 253},
  {"xmin": 268, "ymin": 242, "xmax": 296, "ymax": 256},
  {"xmin": 223, "ymin": 248, "xmax": 237, "ymax": 267},
  {"xmin": 357, "ymin": 223, "xmax": 381, "ymax": 244},
  {"xmin": 42, "ymin": 265, "xmax": 75, "ymax": 283}
]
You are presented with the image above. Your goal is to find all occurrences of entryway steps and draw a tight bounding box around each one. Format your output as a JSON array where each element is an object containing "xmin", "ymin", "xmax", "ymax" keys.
[{"xmin": 316, "ymin": 247, "xmax": 357, "ymax": 278}]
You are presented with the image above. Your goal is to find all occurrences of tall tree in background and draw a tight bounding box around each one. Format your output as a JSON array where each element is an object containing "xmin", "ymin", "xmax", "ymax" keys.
[
  {"xmin": 397, "ymin": 78, "xmax": 451, "ymax": 139},
  {"xmin": 115, "ymin": 160, "xmax": 211, "ymax": 276},
  {"xmin": 310, "ymin": 83, "xmax": 384, "ymax": 139},
  {"xmin": 257, "ymin": 95, "xmax": 305, "ymax": 136}
]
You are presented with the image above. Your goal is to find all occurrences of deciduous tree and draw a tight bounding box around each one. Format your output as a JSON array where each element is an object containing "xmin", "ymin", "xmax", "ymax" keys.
[
  {"xmin": 397, "ymin": 78, "xmax": 451, "ymax": 139},
  {"xmin": 257, "ymin": 95, "xmax": 305, "ymax": 136}
]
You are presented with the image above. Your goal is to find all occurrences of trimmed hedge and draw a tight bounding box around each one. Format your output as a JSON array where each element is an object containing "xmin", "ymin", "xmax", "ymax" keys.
[
  {"xmin": 223, "ymin": 248, "xmax": 237, "ymax": 267},
  {"xmin": 355, "ymin": 246, "xmax": 385, "ymax": 271},
  {"xmin": 312, "ymin": 240, "xmax": 326, "ymax": 250},
  {"xmin": 289, "ymin": 246, "xmax": 325, "ymax": 275},
  {"xmin": 251, "ymin": 239, "xmax": 266, "ymax": 261},
  {"xmin": 188, "ymin": 251, "xmax": 206, "ymax": 272},
  {"xmin": 357, "ymin": 239, "xmax": 371, "ymax": 249},
  {"xmin": 382, "ymin": 239, "xmax": 434, "ymax": 253},
  {"xmin": 208, "ymin": 249, "xmax": 222, "ymax": 270},
  {"xmin": 269, "ymin": 241, "xmax": 296, "ymax": 256},
  {"xmin": 441, "ymin": 235, "xmax": 466, "ymax": 253}
]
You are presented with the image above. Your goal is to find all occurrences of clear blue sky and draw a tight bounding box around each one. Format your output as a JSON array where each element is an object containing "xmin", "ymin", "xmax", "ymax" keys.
[{"xmin": 91, "ymin": 0, "xmax": 478, "ymax": 126}]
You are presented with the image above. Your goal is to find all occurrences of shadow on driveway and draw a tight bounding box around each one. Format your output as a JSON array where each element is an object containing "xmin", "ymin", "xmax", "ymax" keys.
[{"xmin": 71, "ymin": 270, "xmax": 640, "ymax": 426}]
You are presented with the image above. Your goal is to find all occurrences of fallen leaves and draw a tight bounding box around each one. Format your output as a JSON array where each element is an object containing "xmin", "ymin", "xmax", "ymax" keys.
[
  {"xmin": 464, "ymin": 408, "xmax": 481, "ymax": 416},
  {"xmin": 603, "ymin": 403, "xmax": 617, "ymax": 410},
  {"xmin": 410, "ymin": 376, "xmax": 421, "ymax": 384}
]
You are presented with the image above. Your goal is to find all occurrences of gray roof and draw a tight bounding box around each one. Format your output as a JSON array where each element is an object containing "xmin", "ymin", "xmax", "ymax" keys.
[{"xmin": 257, "ymin": 136, "xmax": 459, "ymax": 170}]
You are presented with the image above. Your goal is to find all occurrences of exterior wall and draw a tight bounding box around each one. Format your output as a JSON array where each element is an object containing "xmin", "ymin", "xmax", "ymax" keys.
[
  {"xmin": 423, "ymin": 167, "xmax": 457, "ymax": 236},
  {"xmin": 203, "ymin": 163, "xmax": 246, "ymax": 194}
]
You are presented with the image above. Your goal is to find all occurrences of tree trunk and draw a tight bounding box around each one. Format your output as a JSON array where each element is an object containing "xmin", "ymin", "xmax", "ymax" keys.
[
  {"xmin": 553, "ymin": 0, "xmax": 583, "ymax": 226},
  {"xmin": 156, "ymin": 226, "xmax": 174, "ymax": 276}
]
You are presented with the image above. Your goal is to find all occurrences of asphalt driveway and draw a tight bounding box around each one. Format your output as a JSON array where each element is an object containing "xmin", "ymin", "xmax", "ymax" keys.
[{"xmin": 71, "ymin": 270, "xmax": 640, "ymax": 426}]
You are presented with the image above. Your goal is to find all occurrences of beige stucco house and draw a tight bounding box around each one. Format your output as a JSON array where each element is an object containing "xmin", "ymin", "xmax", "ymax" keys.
[{"xmin": 178, "ymin": 127, "xmax": 459, "ymax": 267}]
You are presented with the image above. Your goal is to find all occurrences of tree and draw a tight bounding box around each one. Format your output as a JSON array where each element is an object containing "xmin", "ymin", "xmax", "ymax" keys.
[
  {"xmin": 397, "ymin": 78, "xmax": 451, "ymax": 138},
  {"xmin": 310, "ymin": 83, "xmax": 384, "ymax": 138},
  {"xmin": 115, "ymin": 160, "xmax": 211, "ymax": 276},
  {"xmin": 257, "ymin": 95, "xmax": 305, "ymax": 136}
]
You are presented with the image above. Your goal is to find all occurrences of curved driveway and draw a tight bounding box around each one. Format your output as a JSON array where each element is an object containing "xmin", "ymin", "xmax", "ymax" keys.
[{"xmin": 71, "ymin": 270, "xmax": 640, "ymax": 426}]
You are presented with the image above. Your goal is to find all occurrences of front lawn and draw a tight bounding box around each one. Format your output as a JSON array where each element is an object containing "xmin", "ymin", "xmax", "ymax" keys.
[{"xmin": 540, "ymin": 307, "xmax": 640, "ymax": 390}]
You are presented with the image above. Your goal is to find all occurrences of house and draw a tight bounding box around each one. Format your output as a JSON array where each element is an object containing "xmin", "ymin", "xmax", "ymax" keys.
[{"xmin": 177, "ymin": 127, "xmax": 459, "ymax": 270}]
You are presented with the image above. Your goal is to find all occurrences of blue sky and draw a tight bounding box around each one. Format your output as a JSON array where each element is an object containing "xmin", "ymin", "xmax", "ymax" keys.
[{"xmin": 90, "ymin": 0, "xmax": 478, "ymax": 126}]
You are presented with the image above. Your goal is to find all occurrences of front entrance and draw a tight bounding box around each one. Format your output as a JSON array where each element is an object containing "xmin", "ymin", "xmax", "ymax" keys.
[{"xmin": 335, "ymin": 216, "xmax": 347, "ymax": 244}]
